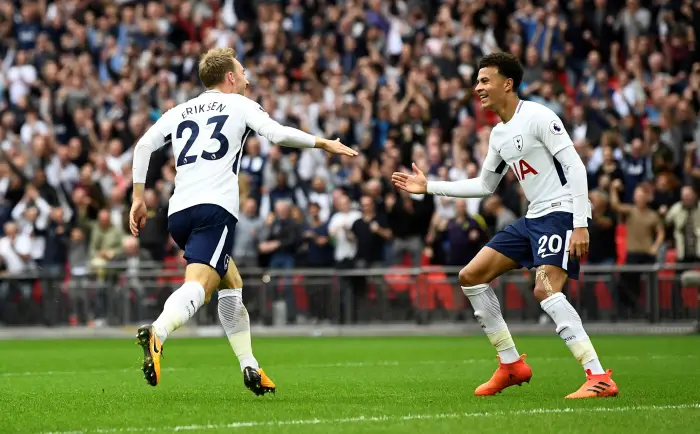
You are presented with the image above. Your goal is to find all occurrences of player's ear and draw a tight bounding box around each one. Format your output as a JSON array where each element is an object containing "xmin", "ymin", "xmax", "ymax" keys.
[{"xmin": 504, "ymin": 77, "xmax": 513, "ymax": 93}]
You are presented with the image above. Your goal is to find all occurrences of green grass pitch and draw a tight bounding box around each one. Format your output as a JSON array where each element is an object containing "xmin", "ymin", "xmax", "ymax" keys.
[{"xmin": 1, "ymin": 335, "xmax": 700, "ymax": 433}]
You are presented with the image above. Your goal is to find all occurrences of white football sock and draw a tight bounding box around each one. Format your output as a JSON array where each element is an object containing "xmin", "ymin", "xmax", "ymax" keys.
[
  {"xmin": 218, "ymin": 288, "xmax": 258, "ymax": 371},
  {"xmin": 462, "ymin": 284, "xmax": 520, "ymax": 364},
  {"xmin": 153, "ymin": 281, "xmax": 205, "ymax": 344},
  {"xmin": 540, "ymin": 293, "xmax": 605, "ymax": 375}
]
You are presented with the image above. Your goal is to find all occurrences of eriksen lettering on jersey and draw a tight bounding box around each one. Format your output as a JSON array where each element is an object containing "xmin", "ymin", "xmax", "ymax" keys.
[{"xmin": 181, "ymin": 101, "xmax": 227, "ymax": 119}]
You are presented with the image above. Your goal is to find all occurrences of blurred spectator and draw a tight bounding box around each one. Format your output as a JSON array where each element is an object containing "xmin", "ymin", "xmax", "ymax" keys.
[
  {"xmin": 328, "ymin": 193, "xmax": 361, "ymax": 267},
  {"xmin": 352, "ymin": 195, "xmax": 392, "ymax": 268},
  {"xmin": 300, "ymin": 202, "xmax": 333, "ymax": 322},
  {"xmin": 42, "ymin": 206, "xmax": 69, "ymax": 273},
  {"xmin": 304, "ymin": 176, "xmax": 331, "ymax": 223},
  {"xmin": 259, "ymin": 199, "xmax": 301, "ymax": 324},
  {"xmin": 610, "ymin": 179, "xmax": 665, "ymax": 316},
  {"xmin": 112, "ymin": 236, "xmax": 153, "ymax": 273},
  {"xmin": 0, "ymin": 0, "xmax": 698, "ymax": 326},
  {"xmin": 11, "ymin": 184, "xmax": 50, "ymax": 262},
  {"xmin": 435, "ymin": 199, "xmax": 488, "ymax": 266},
  {"xmin": 385, "ymin": 189, "xmax": 431, "ymax": 266},
  {"xmin": 666, "ymin": 186, "xmax": 700, "ymax": 264},
  {"xmin": 233, "ymin": 197, "xmax": 263, "ymax": 269},
  {"xmin": 588, "ymin": 190, "xmax": 618, "ymax": 266},
  {"xmin": 300, "ymin": 202, "xmax": 333, "ymax": 268},
  {"xmin": 621, "ymin": 139, "xmax": 653, "ymax": 203},
  {"xmin": 0, "ymin": 221, "xmax": 32, "ymax": 274},
  {"xmin": 89, "ymin": 209, "xmax": 123, "ymax": 267},
  {"xmin": 483, "ymin": 195, "xmax": 517, "ymax": 233},
  {"xmin": 651, "ymin": 172, "xmax": 680, "ymax": 218},
  {"xmin": 582, "ymin": 190, "xmax": 618, "ymax": 320}
]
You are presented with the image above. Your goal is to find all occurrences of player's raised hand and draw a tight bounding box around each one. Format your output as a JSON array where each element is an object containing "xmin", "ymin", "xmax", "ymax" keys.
[
  {"xmin": 129, "ymin": 199, "xmax": 148, "ymax": 237},
  {"xmin": 392, "ymin": 162, "xmax": 428, "ymax": 194},
  {"xmin": 569, "ymin": 227, "xmax": 590, "ymax": 260},
  {"xmin": 316, "ymin": 138, "xmax": 358, "ymax": 156}
]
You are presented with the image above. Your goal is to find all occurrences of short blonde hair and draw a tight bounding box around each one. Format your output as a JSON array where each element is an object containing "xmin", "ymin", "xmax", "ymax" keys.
[{"xmin": 198, "ymin": 47, "xmax": 237, "ymax": 89}]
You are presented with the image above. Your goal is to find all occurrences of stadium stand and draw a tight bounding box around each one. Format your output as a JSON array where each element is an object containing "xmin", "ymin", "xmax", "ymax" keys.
[{"xmin": 0, "ymin": 0, "xmax": 699, "ymax": 328}]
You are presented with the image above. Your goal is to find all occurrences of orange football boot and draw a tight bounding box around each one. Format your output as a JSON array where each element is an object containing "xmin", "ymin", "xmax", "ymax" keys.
[
  {"xmin": 565, "ymin": 369, "xmax": 618, "ymax": 399},
  {"xmin": 475, "ymin": 354, "xmax": 533, "ymax": 396},
  {"xmin": 243, "ymin": 367, "xmax": 276, "ymax": 396},
  {"xmin": 136, "ymin": 325, "xmax": 163, "ymax": 387}
]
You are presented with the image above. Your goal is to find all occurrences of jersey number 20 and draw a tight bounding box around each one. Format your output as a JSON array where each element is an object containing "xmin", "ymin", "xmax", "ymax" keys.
[{"xmin": 176, "ymin": 115, "xmax": 246, "ymax": 174}]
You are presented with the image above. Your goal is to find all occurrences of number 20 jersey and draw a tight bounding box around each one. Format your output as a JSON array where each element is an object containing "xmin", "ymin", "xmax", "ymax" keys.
[
  {"xmin": 147, "ymin": 90, "xmax": 260, "ymax": 220},
  {"xmin": 481, "ymin": 100, "xmax": 592, "ymax": 221}
]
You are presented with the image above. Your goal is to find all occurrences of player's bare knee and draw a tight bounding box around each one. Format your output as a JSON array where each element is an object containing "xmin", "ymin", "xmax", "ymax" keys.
[
  {"xmin": 459, "ymin": 266, "xmax": 486, "ymax": 287},
  {"xmin": 533, "ymin": 265, "xmax": 566, "ymax": 301},
  {"xmin": 219, "ymin": 270, "xmax": 243, "ymax": 290},
  {"xmin": 219, "ymin": 259, "xmax": 243, "ymax": 289},
  {"xmin": 185, "ymin": 263, "xmax": 220, "ymax": 303}
]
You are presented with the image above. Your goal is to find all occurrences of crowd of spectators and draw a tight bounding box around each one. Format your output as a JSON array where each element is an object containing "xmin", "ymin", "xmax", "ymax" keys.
[{"xmin": 1, "ymin": 0, "xmax": 700, "ymax": 324}]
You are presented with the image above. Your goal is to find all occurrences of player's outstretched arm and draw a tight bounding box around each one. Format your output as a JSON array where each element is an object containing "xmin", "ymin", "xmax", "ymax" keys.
[
  {"xmin": 392, "ymin": 162, "xmax": 504, "ymax": 198},
  {"xmin": 241, "ymin": 96, "xmax": 357, "ymax": 157},
  {"xmin": 130, "ymin": 121, "xmax": 168, "ymax": 236}
]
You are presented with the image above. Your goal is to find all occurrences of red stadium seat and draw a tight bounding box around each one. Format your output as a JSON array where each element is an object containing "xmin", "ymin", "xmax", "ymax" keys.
[{"xmin": 615, "ymin": 224, "xmax": 627, "ymax": 264}]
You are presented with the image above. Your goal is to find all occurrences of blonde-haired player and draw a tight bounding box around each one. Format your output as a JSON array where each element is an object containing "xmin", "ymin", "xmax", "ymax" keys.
[{"xmin": 130, "ymin": 48, "xmax": 357, "ymax": 394}]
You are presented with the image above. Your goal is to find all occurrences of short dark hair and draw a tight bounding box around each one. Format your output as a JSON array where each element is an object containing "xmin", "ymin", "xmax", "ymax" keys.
[{"xmin": 478, "ymin": 52, "xmax": 524, "ymax": 90}]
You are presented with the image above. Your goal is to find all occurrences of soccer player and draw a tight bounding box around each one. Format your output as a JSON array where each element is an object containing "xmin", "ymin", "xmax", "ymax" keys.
[
  {"xmin": 129, "ymin": 48, "xmax": 357, "ymax": 394},
  {"xmin": 392, "ymin": 52, "xmax": 618, "ymax": 399}
]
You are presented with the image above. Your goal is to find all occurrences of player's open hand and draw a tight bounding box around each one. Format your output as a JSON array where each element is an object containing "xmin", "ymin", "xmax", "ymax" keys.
[
  {"xmin": 317, "ymin": 138, "xmax": 358, "ymax": 157},
  {"xmin": 392, "ymin": 162, "xmax": 428, "ymax": 194},
  {"xmin": 129, "ymin": 199, "xmax": 148, "ymax": 237},
  {"xmin": 569, "ymin": 227, "xmax": 589, "ymax": 260}
]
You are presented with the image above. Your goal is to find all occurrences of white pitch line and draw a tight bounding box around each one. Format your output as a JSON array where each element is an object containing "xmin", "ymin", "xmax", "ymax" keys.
[
  {"xmin": 41, "ymin": 403, "xmax": 700, "ymax": 434},
  {"xmin": 2, "ymin": 355, "xmax": 696, "ymax": 378}
]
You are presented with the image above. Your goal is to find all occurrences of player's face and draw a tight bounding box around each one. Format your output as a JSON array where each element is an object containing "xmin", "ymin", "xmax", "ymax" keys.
[
  {"xmin": 475, "ymin": 67, "xmax": 511, "ymax": 111},
  {"xmin": 229, "ymin": 58, "xmax": 249, "ymax": 95}
]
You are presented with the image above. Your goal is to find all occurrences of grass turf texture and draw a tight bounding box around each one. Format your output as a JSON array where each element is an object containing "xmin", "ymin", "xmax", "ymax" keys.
[{"xmin": 1, "ymin": 335, "xmax": 699, "ymax": 434}]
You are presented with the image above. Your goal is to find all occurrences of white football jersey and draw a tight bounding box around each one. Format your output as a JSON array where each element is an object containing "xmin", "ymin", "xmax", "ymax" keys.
[
  {"xmin": 482, "ymin": 100, "xmax": 592, "ymax": 220},
  {"xmin": 137, "ymin": 90, "xmax": 313, "ymax": 219}
]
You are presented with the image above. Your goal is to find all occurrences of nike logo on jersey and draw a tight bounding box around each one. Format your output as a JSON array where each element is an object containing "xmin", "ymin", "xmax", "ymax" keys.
[{"xmin": 541, "ymin": 253, "xmax": 557, "ymax": 258}]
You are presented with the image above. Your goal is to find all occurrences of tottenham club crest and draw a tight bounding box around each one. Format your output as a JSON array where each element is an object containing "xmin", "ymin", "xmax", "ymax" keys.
[{"xmin": 513, "ymin": 135, "xmax": 523, "ymax": 152}]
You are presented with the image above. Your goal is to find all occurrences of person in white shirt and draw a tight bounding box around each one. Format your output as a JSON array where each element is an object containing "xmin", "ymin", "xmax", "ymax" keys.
[
  {"xmin": 328, "ymin": 193, "xmax": 362, "ymax": 264},
  {"xmin": 0, "ymin": 221, "xmax": 33, "ymax": 273},
  {"xmin": 392, "ymin": 52, "xmax": 617, "ymax": 399},
  {"xmin": 130, "ymin": 47, "xmax": 357, "ymax": 393}
]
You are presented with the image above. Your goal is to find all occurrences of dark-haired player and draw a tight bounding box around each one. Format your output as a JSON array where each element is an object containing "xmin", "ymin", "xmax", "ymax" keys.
[{"xmin": 392, "ymin": 52, "xmax": 618, "ymax": 399}]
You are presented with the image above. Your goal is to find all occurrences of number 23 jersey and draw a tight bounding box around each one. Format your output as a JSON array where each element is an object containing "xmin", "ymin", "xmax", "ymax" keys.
[{"xmin": 141, "ymin": 90, "xmax": 273, "ymax": 220}]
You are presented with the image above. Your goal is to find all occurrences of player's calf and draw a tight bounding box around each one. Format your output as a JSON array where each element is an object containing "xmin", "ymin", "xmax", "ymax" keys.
[
  {"xmin": 458, "ymin": 248, "xmax": 531, "ymax": 395},
  {"xmin": 534, "ymin": 265, "xmax": 618, "ymax": 397},
  {"xmin": 217, "ymin": 259, "xmax": 275, "ymax": 396}
]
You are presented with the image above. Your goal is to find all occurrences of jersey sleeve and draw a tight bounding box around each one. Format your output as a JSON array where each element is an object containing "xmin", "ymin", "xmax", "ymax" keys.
[
  {"xmin": 532, "ymin": 106, "xmax": 574, "ymax": 156},
  {"xmin": 239, "ymin": 96, "xmax": 316, "ymax": 148},
  {"xmin": 132, "ymin": 113, "xmax": 171, "ymax": 184},
  {"xmin": 481, "ymin": 140, "xmax": 507, "ymax": 175}
]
